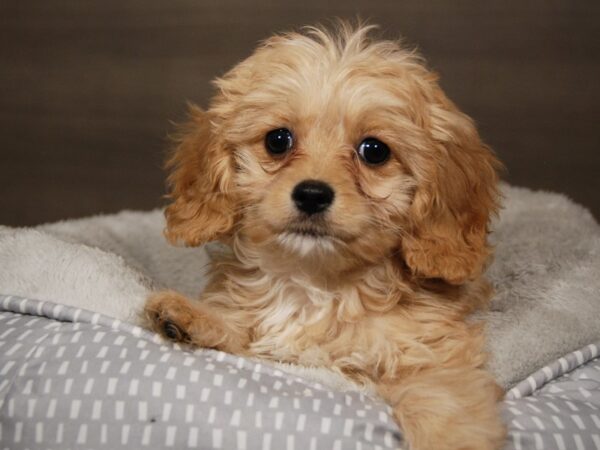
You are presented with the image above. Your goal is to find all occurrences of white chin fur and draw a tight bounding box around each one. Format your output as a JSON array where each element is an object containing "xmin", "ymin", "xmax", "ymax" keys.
[{"xmin": 276, "ymin": 232, "xmax": 336, "ymax": 256}]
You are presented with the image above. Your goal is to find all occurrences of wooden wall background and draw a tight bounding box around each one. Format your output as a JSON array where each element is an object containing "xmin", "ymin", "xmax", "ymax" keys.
[{"xmin": 1, "ymin": 0, "xmax": 599, "ymax": 226}]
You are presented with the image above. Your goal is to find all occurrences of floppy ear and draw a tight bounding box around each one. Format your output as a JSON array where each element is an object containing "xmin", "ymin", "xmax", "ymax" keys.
[
  {"xmin": 163, "ymin": 104, "xmax": 235, "ymax": 247},
  {"xmin": 401, "ymin": 91, "xmax": 501, "ymax": 285}
]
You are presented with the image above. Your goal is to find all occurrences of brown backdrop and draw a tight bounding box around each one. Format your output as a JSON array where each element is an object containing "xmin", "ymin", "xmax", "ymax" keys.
[{"xmin": 1, "ymin": 0, "xmax": 599, "ymax": 226}]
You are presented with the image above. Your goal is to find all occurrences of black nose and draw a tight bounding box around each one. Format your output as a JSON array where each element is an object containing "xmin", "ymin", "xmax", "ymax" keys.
[{"xmin": 292, "ymin": 180, "xmax": 335, "ymax": 215}]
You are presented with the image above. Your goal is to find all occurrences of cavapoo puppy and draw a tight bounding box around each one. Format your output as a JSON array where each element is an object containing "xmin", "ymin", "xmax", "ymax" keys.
[{"xmin": 145, "ymin": 22, "xmax": 505, "ymax": 450}]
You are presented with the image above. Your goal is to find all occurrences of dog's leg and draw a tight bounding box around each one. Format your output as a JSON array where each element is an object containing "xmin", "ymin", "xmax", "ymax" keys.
[
  {"xmin": 143, "ymin": 290, "xmax": 250, "ymax": 353},
  {"xmin": 378, "ymin": 366, "xmax": 505, "ymax": 450}
]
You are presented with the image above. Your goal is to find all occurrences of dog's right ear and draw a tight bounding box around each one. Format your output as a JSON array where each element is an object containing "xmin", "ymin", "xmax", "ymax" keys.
[{"xmin": 164, "ymin": 104, "xmax": 235, "ymax": 247}]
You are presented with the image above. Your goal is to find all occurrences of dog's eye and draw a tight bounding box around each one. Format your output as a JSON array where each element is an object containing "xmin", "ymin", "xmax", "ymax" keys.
[
  {"xmin": 265, "ymin": 128, "xmax": 294, "ymax": 156},
  {"xmin": 357, "ymin": 138, "xmax": 390, "ymax": 165}
]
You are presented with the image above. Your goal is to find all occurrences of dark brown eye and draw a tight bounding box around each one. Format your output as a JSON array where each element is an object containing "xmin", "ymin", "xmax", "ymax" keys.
[
  {"xmin": 265, "ymin": 128, "xmax": 293, "ymax": 156},
  {"xmin": 357, "ymin": 137, "xmax": 390, "ymax": 165}
]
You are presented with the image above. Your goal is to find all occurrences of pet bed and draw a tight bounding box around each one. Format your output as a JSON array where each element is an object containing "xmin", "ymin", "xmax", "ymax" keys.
[{"xmin": 1, "ymin": 184, "xmax": 599, "ymax": 449}]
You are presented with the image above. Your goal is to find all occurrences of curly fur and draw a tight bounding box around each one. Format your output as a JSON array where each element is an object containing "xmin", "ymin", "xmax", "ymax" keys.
[{"xmin": 145, "ymin": 22, "xmax": 505, "ymax": 450}]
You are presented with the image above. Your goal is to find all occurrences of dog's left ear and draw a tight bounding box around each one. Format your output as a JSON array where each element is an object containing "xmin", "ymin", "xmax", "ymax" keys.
[
  {"xmin": 163, "ymin": 105, "xmax": 236, "ymax": 247},
  {"xmin": 401, "ymin": 89, "xmax": 501, "ymax": 285}
]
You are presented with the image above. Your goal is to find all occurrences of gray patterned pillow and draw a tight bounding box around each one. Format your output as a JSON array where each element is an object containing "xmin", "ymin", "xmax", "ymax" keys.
[
  {"xmin": 2, "ymin": 294, "xmax": 600, "ymax": 450},
  {"xmin": 0, "ymin": 295, "xmax": 401, "ymax": 450}
]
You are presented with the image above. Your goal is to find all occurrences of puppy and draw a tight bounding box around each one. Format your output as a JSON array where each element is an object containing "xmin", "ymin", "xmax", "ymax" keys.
[{"xmin": 145, "ymin": 22, "xmax": 505, "ymax": 450}]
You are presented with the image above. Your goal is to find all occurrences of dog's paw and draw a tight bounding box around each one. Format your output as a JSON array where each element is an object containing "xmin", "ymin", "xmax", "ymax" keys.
[
  {"xmin": 143, "ymin": 290, "xmax": 250, "ymax": 353},
  {"xmin": 143, "ymin": 291, "xmax": 195, "ymax": 344}
]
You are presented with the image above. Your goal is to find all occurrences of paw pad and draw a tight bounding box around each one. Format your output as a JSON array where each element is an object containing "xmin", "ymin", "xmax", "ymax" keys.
[{"xmin": 163, "ymin": 320, "xmax": 185, "ymax": 341}]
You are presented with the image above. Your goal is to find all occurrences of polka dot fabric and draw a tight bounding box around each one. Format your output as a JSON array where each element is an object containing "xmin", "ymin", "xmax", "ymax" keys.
[{"xmin": 1, "ymin": 294, "xmax": 600, "ymax": 450}]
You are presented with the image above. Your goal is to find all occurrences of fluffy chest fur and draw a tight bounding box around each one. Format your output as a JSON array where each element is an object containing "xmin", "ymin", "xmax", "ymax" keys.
[{"xmin": 201, "ymin": 253, "xmax": 482, "ymax": 382}]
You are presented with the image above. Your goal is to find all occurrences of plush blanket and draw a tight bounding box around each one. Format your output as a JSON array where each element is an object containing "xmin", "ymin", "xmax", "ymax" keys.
[{"xmin": 0, "ymin": 184, "xmax": 599, "ymax": 388}]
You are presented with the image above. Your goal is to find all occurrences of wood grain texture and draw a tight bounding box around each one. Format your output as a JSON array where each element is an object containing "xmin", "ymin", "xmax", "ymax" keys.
[{"xmin": 1, "ymin": 0, "xmax": 599, "ymax": 226}]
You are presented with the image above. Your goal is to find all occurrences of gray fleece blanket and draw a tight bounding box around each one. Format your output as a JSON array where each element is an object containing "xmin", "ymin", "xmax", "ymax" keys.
[{"xmin": 0, "ymin": 184, "xmax": 599, "ymax": 388}]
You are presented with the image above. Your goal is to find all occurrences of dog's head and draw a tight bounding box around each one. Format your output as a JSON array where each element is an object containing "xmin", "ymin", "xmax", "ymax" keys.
[{"xmin": 164, "ymin": 23, "xmax": 501, "ymax": 285}]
